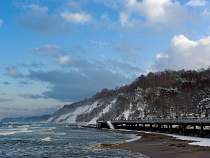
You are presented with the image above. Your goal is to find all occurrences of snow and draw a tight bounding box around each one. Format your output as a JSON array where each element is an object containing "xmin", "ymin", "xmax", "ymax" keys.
[
  {"xmin": 144, "ymin": 131, "xmax": 210, "ymax": 147},
  {"xmin": 84, "ymin": 101, "xmax": 99, "ymax": 114},
  {"xmin": 168, "ymin": 134, "xmax": 210, "ymax": 147},
  {"xmin": 46, "ymin": 117, "xmax": 53, "ymax": 123},
  {"xmin": 65, "ymin": 106, "xmax": 90, "ymax": 123},
  {"xmin": 88, "ymin": 117, "xmax": 98, "ymax": 125},
  {"xmin": 55, "ymin": 101, "xmax": 98, "ymax": 123},
  {"xmin": 87, "ymin": 99, "xmax": 116, "ymax": 125},
  {"xmin": 107, "ymin": 121, "xmax": 115, "ymax": 129},
  {"xmin": 123, "ymin": 110, "xmax": 130, "ymax": 120},
  {"xmin": 102, "ymin": 99, "xmax": 116, "ymax": 114}
]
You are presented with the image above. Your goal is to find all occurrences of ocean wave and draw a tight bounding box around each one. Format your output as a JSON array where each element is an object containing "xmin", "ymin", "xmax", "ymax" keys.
[
  {"xmin": 40, "ymin": 137, "xmax": 51, "ymax": 141},
  {"xmin": 0, "ymin": 127, "xmax": 32, "ymax": 135}
]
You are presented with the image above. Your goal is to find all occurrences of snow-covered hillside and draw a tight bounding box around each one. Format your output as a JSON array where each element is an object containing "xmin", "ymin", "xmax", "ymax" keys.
[{"xmin": 47, "ymin": 92, "xmax": 147, "ymax": 125}]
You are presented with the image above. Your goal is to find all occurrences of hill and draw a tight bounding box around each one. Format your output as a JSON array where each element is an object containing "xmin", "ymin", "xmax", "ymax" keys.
[{"xmin": 46, "ymin": 67, "xmax": 210, "ymax": 125}]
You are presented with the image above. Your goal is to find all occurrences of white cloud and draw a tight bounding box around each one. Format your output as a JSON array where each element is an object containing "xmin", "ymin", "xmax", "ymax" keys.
[
  {"xmin": 202, "ymin": 8, "xmax": 210, "ymax": 15},
  {"xmin": 30, "ymin": 45, "xmax": 63, "ymax": 55},
  {"xmin": 61, "ymin": 12, "xmax": 92, "ymax": 24},
  {"xmin": 149, "ymin": 35, "xmax": 210, "ymax": 72},
  {"xmin": 57, "ymin": 56, "xmax": 70, "ymax": 66},
  {"xmin": 90, "ymin": 40, "xmax": 109, "ymax": 46},
  {"xmin": 0, "ymin": 19, "xmax": 3, "ymax": 27},
  {"xmin": 117, "ymin": 0, "xmax": 190, "ymax": 30},
  {"xmin": 186, "ymin": 0, "xmax": 206, "ymax": 7}
]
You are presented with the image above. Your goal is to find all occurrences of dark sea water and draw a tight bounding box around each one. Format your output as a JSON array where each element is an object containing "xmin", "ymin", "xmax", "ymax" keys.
[{"xmin": 0, "ymin": 123, "xmax": 143, "ymax": 158}]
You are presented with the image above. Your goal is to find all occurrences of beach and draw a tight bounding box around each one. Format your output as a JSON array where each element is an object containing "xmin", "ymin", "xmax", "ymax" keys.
[{"xmin": 106, "ymin": 130, "xmax": 210, "ymax": 158}]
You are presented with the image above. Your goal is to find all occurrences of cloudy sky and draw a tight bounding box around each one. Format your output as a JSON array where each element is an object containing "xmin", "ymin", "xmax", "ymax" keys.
[{"xmin": 0, "ymin": 0, "xmax": 210, "ymax": 120}]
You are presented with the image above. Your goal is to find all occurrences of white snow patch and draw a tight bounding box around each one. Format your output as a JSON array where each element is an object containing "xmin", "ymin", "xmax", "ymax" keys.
[
  {"xmin": 102, "ymin": 99, "xmax": 116, "ymax": 114},
  {"xmin": 88, "ymin": 117, "xmax": 98, "ymax": 125},
  {"xmin": 46, "ymin": 117, "xmax": 53, "ymax": 123},
  {"xmin": 122, "ymin": 110, "xmax": 130, "ymax": 120},
  {"xmin": 55, "ymin": 101, "xmax": 99, "ymax": 123},
  {"xmin": 87, "ymin": 99, "xmax": 116, "ymax": 125},
  {"xmin": 144, "ymin": 131, "xmax": 210, "ymax": 147},
  {"xmin": 168, "ymin": 134, "xmax": 210, "ymax": 147},
  {"xmin": 84, "ymin": 101, "xmax": 99, "ymax": 114}
]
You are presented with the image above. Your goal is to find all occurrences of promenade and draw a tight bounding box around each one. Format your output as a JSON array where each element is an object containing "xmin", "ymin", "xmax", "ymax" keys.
[{"xmin": 97, "ymin": 117, "xmax": 210, "ymax": 138}]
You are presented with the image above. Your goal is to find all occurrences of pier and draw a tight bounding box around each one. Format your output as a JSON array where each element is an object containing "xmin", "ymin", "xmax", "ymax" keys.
[{"xmin": 97, "ymin": 117, "xmax": 210, "ymax": 138}]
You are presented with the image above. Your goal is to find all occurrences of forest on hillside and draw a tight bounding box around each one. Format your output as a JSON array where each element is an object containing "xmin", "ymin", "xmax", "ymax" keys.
[{"xmin": 94, "ymin": 67, "xmax": 210, "ymax": 119}]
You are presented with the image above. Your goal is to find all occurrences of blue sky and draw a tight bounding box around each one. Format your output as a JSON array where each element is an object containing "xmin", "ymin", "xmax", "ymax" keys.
[{"xmin": 1, "ymin": 0, "xmax": 210, "ymax": 120}]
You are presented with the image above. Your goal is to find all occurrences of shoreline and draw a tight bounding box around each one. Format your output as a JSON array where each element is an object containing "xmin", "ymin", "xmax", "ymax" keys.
[{"xmin": 101, "ymin": 129, "xmax": 210, "ymax": 158}]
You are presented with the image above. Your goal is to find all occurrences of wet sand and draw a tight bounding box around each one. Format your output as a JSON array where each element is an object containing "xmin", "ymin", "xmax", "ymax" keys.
[{"xmin": 104, "ymin": 130, "xmax": 210, "ymax": 158}]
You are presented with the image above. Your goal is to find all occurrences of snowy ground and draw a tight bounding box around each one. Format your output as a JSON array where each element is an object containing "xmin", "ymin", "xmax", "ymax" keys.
[
  {"xmin": 167, "ymin": 134, "xmax": 210, "ymax": 147},
  {"xmin": 143, "ymin": 131, "xmax": 210, "ymax": 147}
]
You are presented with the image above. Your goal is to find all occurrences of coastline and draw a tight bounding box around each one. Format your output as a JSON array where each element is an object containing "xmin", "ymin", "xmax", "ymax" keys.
[{"xmin": 102, "ymin": 130, "xmax": 210, "ymax": 158}]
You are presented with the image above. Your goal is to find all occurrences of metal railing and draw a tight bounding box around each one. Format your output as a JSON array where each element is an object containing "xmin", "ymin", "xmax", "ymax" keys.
[{"xmin": 98, "ymin": 117, "xmax": 210, "ymax": 124}]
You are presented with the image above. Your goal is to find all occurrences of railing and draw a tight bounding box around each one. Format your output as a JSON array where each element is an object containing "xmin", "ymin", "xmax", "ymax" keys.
[{"xmin": 98, "ymin": 117, "xmax": 210, "ymax": 124}]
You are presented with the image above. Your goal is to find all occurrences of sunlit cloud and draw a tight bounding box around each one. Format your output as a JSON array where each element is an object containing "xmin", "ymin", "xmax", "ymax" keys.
[
  {"xmin": 149, "ymin": 35, "xmax": 210, "ymax": 72},
  {"xmin": 57, "ymin": 56, "xmax": 70, "ymax": 66},
  {"xmin": 61, "ymin": 12, "xmax": 92, "ymax": 24},
  {"xmin": 186, "ymin": 0, "xmax": 207, "ymax": 7},
  {"xmin": 119, "ymin": 0, "xmax": 191, "ymax": 30}
]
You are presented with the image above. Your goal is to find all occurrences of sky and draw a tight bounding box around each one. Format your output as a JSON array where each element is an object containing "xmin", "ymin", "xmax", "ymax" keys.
[{"xmin": 1, "ymin": 0, "xmax": 210, "ymax": 120}]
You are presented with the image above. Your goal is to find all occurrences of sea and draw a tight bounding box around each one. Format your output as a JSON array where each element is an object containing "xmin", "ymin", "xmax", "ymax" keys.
[{"xmin": 0, "ymin": 122, "xmax": 143, "ymax": 158}]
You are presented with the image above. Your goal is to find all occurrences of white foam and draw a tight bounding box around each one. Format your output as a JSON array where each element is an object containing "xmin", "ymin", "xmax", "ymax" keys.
[
  {"xmin": 41, "ymin": 137, "xmax": 51, "ymax": 141},
  {"xmin": 125, "ymin": 134, "xmax": 142, "ymax": 143},
  {"xmin": 0, "ymin": 127, "xmax": 32, "ymax": 135},
  {"xmin": 0, "ymin": 131, "xmax": 18, "ymax": 135},
  {"xmin": 56, "ymin": 132, "xmax": 66, "ymax": 135}
]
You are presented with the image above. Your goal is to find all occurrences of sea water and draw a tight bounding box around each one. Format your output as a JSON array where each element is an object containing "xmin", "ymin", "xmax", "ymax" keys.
[{"xmin": 0, "ymin": 123, "xmax": 143, "ymax": 157}]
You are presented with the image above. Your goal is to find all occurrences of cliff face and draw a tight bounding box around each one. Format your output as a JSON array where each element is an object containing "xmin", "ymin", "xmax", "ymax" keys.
[
  {"xmin": 47, "ymin": 68, "xmax": 210, "ymax": 125},
  {"xmin": 47, "ymin": 87, "xmax": 146, "ymax": 125}
]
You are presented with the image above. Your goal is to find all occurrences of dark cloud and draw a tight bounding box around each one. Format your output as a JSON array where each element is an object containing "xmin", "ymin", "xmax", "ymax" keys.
[
  {"xmin": 19, "ymin": 61, "xmax": 45, "ymax": 68},
  {"xmin": 5, "ymin": 65, "xmax": 23, "ymax": 78},
  {"xmin": 0, "ymin": 98, "xmax": 14, "ymax": 102},
  {"xmin": 104, "ymin": 59, "xmax": 143, "ymax": 74},
  {"xmin": 27, "ymin": 67, "xmax": 133, "ymax": 102},
  {"xmin": 18, "ymin": 81, "xmax": 33, "ymax": 87},
  {"xmin": 115, "ymin": 41, "xmax": 141, "ymax": 61},
  {"xmin": 3, "ymin": 82, "xmax": 10, "ymax": 85},
  {"xmin": 15, "ymin": 6, "xmax": 73, "ymax": 35},
  {"xmin": 4, "ymin": 49, "xmax": 140, "ymax": 102},
  {"xmin": 18, "ymin": 93, "xmax": 45, "ymax": 99},
  {"xmin": 29, "ymin": 45, "xmax": 64, "ymax": 56}
]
